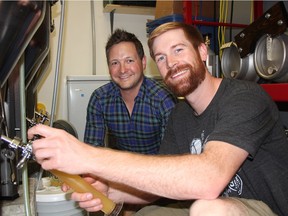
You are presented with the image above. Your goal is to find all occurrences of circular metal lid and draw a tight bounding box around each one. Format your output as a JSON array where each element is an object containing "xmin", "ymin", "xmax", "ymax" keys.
[
  {"xmin": 254, "ymin": 34, "xmax": 288, "ymax": 82},
  {"xmin": 221, "ymin": 44, "xmax": 258, "ymax": 81}
]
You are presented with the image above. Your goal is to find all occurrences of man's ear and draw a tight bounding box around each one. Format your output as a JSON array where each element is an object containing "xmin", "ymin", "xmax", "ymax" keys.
[
  {"xmin": 142, "ymin": 55, "xmax": 147, "ymax": 70},
  {"xmin": 198, "ymin": 43, "xmax": 208, "ymax": 62}
]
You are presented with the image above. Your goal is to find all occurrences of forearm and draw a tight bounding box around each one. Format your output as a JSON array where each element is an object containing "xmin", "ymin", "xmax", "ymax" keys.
[
  {"xmin": 84, "ymin": 141, "xmax": 247, "ymax": 200},
  {"xmin": 108, "ymin": 183, "xmax": 159, "ymax": 204},
  {"xmin": 29, "ymin": 124, "xmax": 246, "ymax": 201},
  {"xmin": 85, "ymin": 147, "xmax": 212, "ymax": 200}
]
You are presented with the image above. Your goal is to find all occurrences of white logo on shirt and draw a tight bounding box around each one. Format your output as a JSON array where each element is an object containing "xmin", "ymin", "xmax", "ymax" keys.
[
  {"xmin": 190, "ymin": 130, "xmax": 206, "ymax": 154},
  {"xmin": 190, "ymin": 130, "xmax": 243, "ymax": 197},
  {"xmin": 223, "ymin": 174, "xmax": 243, "ymax": 196}
]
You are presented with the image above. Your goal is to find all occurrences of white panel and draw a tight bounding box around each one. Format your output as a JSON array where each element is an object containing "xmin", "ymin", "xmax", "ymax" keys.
[{"xmin": 67, "ymin": 75, "xmax": 111, "ymax": 141}]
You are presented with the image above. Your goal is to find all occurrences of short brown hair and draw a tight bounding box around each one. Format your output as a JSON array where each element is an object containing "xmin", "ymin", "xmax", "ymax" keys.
[
  {"xmin": 148, "ymin": 22, "xmax": 204, "ymax": 60},
  {"xmin": 106, "ymin": 29, "xmax": 144, "ymax": 64}
]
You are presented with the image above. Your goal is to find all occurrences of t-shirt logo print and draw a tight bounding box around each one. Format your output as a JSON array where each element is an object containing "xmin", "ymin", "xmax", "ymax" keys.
[
  {"xmin": 222, "ymin": 174, "xmax": 243, "ymax": 197},
  {"xmin": 190, "ymin": 130, "xmax": 206, "ymax": 154},
  {"xmin": 190, "ymin": 138, "xmax": 202, "ymax": 154}
]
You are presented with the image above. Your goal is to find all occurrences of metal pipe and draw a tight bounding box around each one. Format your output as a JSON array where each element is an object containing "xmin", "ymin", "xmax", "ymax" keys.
[
  {"xmin": 50, "ymin": 0, "xmax": 65, "ymax": 125},
  {"xmin": 183, "ymin": 1, "xmax": 192, "ymax": 25},
  {"xmin": 191, "ymin": 19, "xmax": 248, "ymax": 28},
  {"xmin": 37, "ymin": 0, "xmax": 65, "ymax": 190},
  {"xmin": 254, "ymin": 0, "xmax": 263, "ymax": 20},
  {"xmin": 183, "ymin": 1, "xmax": 248, "ymax": 28},
  {"xmin": 19, "ymin": 55, "xmax": 32, "ymax": 216},
  {"xmin": 90, "ymin": 0, "xmax": 96, "ymax": 75}
]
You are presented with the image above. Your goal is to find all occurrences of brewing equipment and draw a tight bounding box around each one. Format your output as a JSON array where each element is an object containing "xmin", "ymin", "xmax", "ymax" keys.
[
  {"xmin": 1, "ymin": 117, "xmax": 123, "ymax": 216},
  {"xmin": 221, "ymin": 43, "xmax": 259, "ymax": 82},
  {"xmin": 254, "ymin": 34, "xmax": 288, "ymax": 82},
  {"xmin": 0, "ymin": 0, "xmax": 54, "ymax": 200},
  {"xmin": 221, "ymin": 1, "xmax": 288, "ymax": 83}
]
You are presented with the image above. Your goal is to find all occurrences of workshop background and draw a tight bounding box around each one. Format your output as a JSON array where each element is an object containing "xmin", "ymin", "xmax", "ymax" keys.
[
  {"xmin": 37, "ymin": 1, "xmax": 280, "ymax": 122},
  {"xmin": 1, "ymin": 1, "xmax": 288, "ymax": 215}
]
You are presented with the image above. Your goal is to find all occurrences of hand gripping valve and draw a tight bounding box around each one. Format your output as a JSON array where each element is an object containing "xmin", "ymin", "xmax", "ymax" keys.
[{"xmin": 0, "ymin": 131, "xmax": 122, "ymax": 216}]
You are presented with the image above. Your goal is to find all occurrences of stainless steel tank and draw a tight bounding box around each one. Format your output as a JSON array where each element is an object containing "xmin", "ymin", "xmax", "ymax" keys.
[
  {"xmin": 254, "ymin": 34, "xmax": 288, "ymax": 82},
  {"xmin": 221, "ymin": 43, "xmax": 259, "ymax": 82}
]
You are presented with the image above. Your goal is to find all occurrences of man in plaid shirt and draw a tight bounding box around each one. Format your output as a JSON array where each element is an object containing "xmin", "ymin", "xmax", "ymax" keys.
[{"xmin": 84, "ymin": 29, "xmax": 177, "ymax": 155}]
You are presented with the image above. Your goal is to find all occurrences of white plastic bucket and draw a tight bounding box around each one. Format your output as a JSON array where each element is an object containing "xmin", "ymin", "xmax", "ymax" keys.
[{"xmin": 36, "ymin": 186, "xmax": 86, "ymax": 216}]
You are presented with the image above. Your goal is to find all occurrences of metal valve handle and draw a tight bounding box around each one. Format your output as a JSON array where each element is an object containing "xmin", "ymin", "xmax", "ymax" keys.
[{"xmin": 0, "ymin": 135, "xmax": 34, "ymax": 169}]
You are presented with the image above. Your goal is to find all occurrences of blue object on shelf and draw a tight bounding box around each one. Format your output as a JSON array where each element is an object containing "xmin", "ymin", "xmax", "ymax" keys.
[
  {"xmin": 146, "ymin": 15, "xmax": 218, "ymax": 54},
  {"xmin": 146, "ymin": 14, "xmax": 184, "ymax": 35}
]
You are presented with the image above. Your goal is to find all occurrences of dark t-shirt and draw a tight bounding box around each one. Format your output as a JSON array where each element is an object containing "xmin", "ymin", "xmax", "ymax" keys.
[{"xmin": 160, "ymin": 78, "xmax": 288, "ymax": 216}]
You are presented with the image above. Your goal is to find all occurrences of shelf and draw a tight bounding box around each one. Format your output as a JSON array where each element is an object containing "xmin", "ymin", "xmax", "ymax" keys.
[{"xmin": 103, "ymin": 4, "xmax": 155, "ymax": 16}]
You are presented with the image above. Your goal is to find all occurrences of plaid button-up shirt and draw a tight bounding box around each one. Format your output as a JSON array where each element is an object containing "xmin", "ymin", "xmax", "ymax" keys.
[{"xmin": 84, "ymin": 77, "xmax": 177, "ymax": 154}]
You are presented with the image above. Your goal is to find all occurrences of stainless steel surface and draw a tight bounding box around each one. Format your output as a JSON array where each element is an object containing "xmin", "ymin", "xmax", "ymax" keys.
[
  {"xmin": 0, "ymin": 135, "xmax": 34, "ymax": 169},
  {"xmin": 221, "ymin": 44, "xmax": 259, "ymax": 82},
  {"xmin": 0, "ymin": 1, "xmax": 47, "ymax": 87},
  {"xmin": 254, "ymin": 33, "xmax": 288, "ymax": 82}
]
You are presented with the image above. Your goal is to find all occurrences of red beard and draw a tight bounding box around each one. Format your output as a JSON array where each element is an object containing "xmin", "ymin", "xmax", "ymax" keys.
[{"xmin": 164, "ymin": 62, "xmax": 206, "ymax": 97}]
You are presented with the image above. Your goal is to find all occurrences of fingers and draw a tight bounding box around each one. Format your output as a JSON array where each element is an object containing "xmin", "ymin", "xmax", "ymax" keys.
[
  {"xmin": 61, "ymin": 183, "xmax": 70, "ymax": 192},
  {"xmin": 29, "ymin": 125, "xmax": 67, "ymax": 169},
  {"xmin": 82, "ymin": 175, "xmax": 97, "ymax": 184},
  {"xmin": 27, "ymin": 124, "xmax": 52, "ymax": 139},
  {"xmin": 32, "ymin": 137, "xmax": 58, "ymax": 169},
  {"xmin": 63, "ymin": 177, "xmax": 106, "ymax": 213},
  {"xmin": 28, "ymin": 123, "xmax": 93, "ymax": 174},
  {"xmin": 71, "ymin": 192, "xmax": 93, "ymax": 201},
  {"xmin": 71, "ymin": 192, "xmax": 103, "ymax": 212},
  {"xmin": 81, "ymin": 176, "xmax": 109, "ymax": 195}
]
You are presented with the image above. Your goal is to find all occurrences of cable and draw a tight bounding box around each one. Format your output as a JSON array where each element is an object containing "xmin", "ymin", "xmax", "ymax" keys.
[
  {"xmin": 218, "ymin": 0, "xmax": 228, "ymax": 59},
  {"xmin": 229, "ymin": 0, "xmax": 234, "ymax": 41}
]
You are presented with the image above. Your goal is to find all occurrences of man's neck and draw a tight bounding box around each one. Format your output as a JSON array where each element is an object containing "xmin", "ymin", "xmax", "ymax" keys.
[
  {"xmin": 120, "ymin": 79, "xmax": 143, "ymax": 116},
  {"xmin": 185, "ymin": 74, "xmax": 222, "ymax": 115}
]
